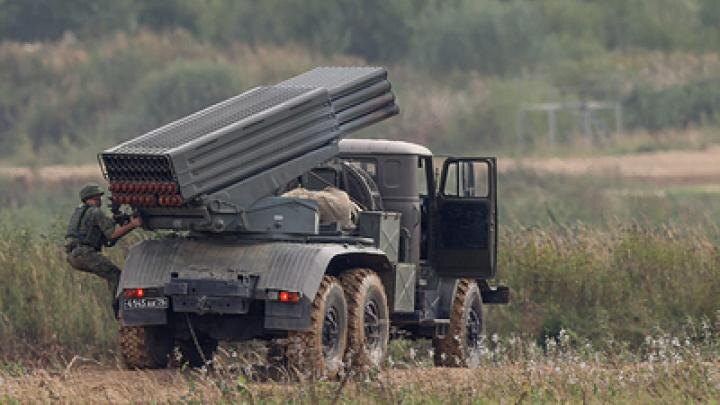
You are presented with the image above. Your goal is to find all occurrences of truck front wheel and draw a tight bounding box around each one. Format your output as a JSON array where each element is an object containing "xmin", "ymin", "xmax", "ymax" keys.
[
  {"xmin": 340, "ymin": 268, "xmax": 389, "ymax": 370},
  {"xmin": 433, "ymin": 279, "xmax": 484, "ymax": 368},
  {"xmin": 287, "ymin": 275, "xmax": 348, "ymax": 379},
  {"xmin": 119, "ymin": 326, "xmax": 174, "ymax": 369}
]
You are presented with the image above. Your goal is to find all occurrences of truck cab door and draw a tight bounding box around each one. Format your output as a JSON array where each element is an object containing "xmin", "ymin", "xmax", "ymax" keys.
[{"xmin": 434, "ymin": 157, "xmax": 497, "ymax": 278}]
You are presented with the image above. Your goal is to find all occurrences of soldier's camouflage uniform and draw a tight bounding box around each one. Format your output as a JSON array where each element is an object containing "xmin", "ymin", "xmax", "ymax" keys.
[{"xmin": 65, "ymin": 204, "xmax": 121, "ymax": 295}]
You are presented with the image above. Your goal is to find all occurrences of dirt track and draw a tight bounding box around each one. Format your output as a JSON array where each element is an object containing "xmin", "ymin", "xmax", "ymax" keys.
[
  {"xmin": 498, "ymin": 145, "xmax": 720, "ymax": 185},
  {"xmin": 2, "ymin": 360, "xmax": 715, "ymax": 403},
  {"xmin": 0, "ymin": 366, "xmax": 508, "ymax": 402},
  {"xmin": 5, "ymin": 146, "xmax": 720, "ymax": 186}
]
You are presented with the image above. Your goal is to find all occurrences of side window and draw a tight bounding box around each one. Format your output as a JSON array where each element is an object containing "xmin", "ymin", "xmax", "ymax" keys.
[
  {"xmin": 347, "ymin": 159, "xmax": 377, "ymax": 182},
  {"xmin": 443, "ymin": 162, "xmax": 458, "ymax": 196},
  {"xmin": 441, "ymin": 160, "xmax": 489, "ymax": 198},
  {"xmin": 417, "ymin": 157, "xmax": 429, "ymax": 196},
  {"xmin": 384, "ymin": 159, "xmax": 401, "ymax": 188},
  {"xmin": 433, "ymin": 156, "xmax": 446, "ymax": 193},
  {"xmin": 304, "ymin": 168, "xmax": 338, "ymax": 190}
]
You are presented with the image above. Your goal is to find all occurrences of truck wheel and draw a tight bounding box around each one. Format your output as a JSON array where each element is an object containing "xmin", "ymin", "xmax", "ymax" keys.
[
  {"xmin": 287, "ymin": 275, "xmax": 347, "ymax": 379},
  {"xmin": 433, "ymin": 279, "xmax": 483, "ymax": 368},
  {"xmin": 119, "ymin": 326, "xmax": 174, "ymax": 369},
  {"xmin": 178, "ymin": 337, "xmax": 218, "ymax": 368},
  {"xmin": 340, "ymin": 268, "xmax": 389, "ymax": 369}
]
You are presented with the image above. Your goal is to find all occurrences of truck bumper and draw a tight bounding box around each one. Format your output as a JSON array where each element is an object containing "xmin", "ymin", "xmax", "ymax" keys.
[{"xmin": 119, "ymin": 274, "xmax": 313, "ymax": 332}]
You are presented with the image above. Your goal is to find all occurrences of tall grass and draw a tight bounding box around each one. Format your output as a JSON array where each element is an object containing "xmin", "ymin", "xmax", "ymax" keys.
[
  {"xmin": 0, "ymin": 178, "xmax": 132, "ymax": 362},
  {"xmin": 0, "ymin": 219, "xmax": 146, "ymax": 362},
  {"xmin": 3, "ymin": 324, "xmax": 720, "ymax": 402},
  {"xmin": 1, "ymin": 213, "xmax": 719, "ymax": 360},
  {"xmin": 491, "ymin": 225, "xmax": 720, "ymax": 345}
]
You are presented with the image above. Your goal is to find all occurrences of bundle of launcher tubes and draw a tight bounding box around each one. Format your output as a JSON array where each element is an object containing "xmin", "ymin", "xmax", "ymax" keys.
[{"xmin": 99, "ymin": 67, "xmax": 398, "ymax": 208}]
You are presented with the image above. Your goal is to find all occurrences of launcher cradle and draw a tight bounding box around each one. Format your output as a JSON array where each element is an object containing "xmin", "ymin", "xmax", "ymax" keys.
[{"xmin": 99, "ymin": 67, "xmax": 398, "ymax": 233}]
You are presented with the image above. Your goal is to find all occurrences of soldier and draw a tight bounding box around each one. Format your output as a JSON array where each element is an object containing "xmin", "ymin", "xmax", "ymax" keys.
[{"xmin": 65, "ymin": 183, "xmax": 142, "ymax": 297}]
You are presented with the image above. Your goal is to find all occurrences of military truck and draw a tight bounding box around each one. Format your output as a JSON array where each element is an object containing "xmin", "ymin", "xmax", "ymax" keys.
[{"xmin": 101, "ymin": 67, "xmax": 508, "ymax": 376}]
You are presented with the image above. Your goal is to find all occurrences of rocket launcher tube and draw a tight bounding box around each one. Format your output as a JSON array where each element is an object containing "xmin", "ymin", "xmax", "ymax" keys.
[{"xmin": 100, "ymin": 67, "xmax": 399, "ymax": 231}]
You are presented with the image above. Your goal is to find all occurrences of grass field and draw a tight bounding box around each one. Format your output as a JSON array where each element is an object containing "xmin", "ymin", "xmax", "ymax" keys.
[
  {"xmin": 2, "ymin": 331, "xmax": 720, "ymax": 403},
  {"xmin": 1, "ymin": 152, "xmax": 720, "ymax": 402}
]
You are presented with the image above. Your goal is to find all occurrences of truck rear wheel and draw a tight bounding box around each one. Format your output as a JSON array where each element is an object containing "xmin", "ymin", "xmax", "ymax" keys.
[
  {"xmin": 340, "ymin": 268, "xmax": 389, "ymax": 369},
  {"xmin": 433, "ymin": 279, "xmax": 484, "ymax": 368},
  {"xmin": 287, "ymin": 275, "xmax": 347, "ymax": 379},
  {"xmin": 119, "ymin": 326, "xmax": 174, "ymax": 369}
]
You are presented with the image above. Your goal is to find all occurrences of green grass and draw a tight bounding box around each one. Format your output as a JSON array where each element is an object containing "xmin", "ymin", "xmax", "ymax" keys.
[
  {"xmin": 4, "ymin": 329, "xmax": 720, "ymax": 403},
  {"xmin": 500, "ymin": 168, "xmax": 720, "ymax": 231},
  {"xmin": 0, "ymin": 172, "xmax": 719, "ymax": 403},
  {"xmin": 0, "ymin": 170, "xmax": 719, "ymax": 361}
]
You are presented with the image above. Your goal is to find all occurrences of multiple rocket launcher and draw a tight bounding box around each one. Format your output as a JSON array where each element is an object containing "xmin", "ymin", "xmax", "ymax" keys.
[{"xmin": 100, "ymin": 67, "xmax": 397, "ymax": 211}]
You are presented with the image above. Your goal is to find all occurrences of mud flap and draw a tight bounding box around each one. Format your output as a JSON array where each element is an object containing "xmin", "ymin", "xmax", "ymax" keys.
[
  {"xmin": 481, "ymin": 285, "xmax": 510, "ymax": 304},
  {"xmin": 264, "ymin": 298, "xmax": 312, "ymax": 331},
  {"xmin": 121, "ymin": 308, "xmax": 168, "ymax": 327}
]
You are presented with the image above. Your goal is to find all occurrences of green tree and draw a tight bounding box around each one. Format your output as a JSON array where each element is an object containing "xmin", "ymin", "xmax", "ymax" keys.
[
  {"xmin": 410, "ymin": 0, "xmax": 544, "ymax": 75},
  {"xmin": 134, "ymin": 0, "xmax": 199, "ymax": 34},
  {"xmin": 198, "ymin": 0, "xmax": 413, "ymax": 61},
  {"xmin": 110, "ymin": 60, "xmax": 244, "ymax": 140},
  {"xmin": 598, "ymin": 0, "xmax": 702, "ymax": 50},
  {"xmin": 0, "ymin": 0, "xmax": 134, "ymax": 41}
]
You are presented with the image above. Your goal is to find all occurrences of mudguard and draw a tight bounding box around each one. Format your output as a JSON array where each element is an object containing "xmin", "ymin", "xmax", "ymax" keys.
[{"xmin": 119, "ymin": 238, "xmax": 391, "ymax": 330}]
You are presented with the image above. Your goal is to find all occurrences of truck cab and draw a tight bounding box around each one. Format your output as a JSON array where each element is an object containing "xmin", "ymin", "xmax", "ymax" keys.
[{"xmin": 293, "ymin": 139, "xmax": 506, "ymax": 338}]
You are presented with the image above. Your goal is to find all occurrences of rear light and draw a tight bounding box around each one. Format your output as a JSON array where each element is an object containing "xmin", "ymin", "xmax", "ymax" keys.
[
  {"xmin": 124, "ymin": 288, "xmax": 145, "ymax": 298},
  {"xmin": 278, "ymin": 291, "xmax": 301, "ymax": 303}
]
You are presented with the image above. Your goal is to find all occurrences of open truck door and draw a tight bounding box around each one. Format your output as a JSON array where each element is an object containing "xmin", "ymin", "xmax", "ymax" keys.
[{"xmin": 434, "ymin": 157, "xmax": 497, "ymax": 278}]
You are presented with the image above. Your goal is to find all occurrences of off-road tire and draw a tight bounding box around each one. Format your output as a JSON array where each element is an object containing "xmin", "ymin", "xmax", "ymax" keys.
[
  {"xmin": 119, "ymin": 326, "xmax": 174, "ymax": 369},
  {"xmin": 287, "ymin": 275, "xmax": 348, "ymax": 380},
  {"xmin": 262, "ymin": 339, "xmax": 294, "ymax": 381},
  {"xmin": 433, "ymin": 279, "xmax": 484, "ymax": 368},
  {"xmin": 178, "ymin": 337, "xmax": 218, "ymax": 368},
  {"xmin": 340, "ymin": 268, "xmax": 389, "ymax": 370}
]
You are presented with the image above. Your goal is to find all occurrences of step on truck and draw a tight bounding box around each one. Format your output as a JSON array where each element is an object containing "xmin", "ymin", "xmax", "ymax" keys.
[{"xmin": 100, "ymin": 67, "xmax": 509, "ymax": 377}]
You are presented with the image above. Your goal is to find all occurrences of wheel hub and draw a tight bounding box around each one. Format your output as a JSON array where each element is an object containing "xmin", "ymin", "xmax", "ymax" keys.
[
  {"xmin": 364, "ymin": 299, "xmax": 381, "ymax": 349},
  {"xmin": 322, "ymin": 305, "xmax": 341, "ymax": 358},
  {"xmin": 466, "ymin": 307, "xmax": 481, "ymax": 349}
]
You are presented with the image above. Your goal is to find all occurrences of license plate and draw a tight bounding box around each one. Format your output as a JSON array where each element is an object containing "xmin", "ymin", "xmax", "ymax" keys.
[{"xmin": 123, "ymin": 297, "xmax": 169, "ymax": 310}]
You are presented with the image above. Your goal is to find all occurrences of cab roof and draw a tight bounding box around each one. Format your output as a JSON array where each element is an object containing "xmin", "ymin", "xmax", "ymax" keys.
[{"xmin": 338, "ymin": 139, "xmax": 432, "ymax": 156}]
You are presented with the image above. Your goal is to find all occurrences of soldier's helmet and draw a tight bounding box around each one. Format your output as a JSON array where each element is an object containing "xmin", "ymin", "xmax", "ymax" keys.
[{"xmin": 79, "ymin": 183, "xmax": 105, "ymax": 201}]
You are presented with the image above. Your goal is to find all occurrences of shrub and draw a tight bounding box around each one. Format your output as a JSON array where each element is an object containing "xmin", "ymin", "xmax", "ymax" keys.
[
  {"xmin": 624, "ymin": 79, "xmax": 720, "ymax": 130},
  {"xmin": 108, "ymin": 59, "xmax": 244, "ymax": 142}
]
